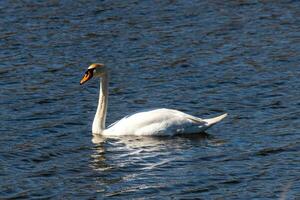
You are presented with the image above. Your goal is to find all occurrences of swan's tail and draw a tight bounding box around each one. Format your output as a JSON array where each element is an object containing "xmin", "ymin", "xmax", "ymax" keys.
[{"xmin": 204, "ymin": 113, "xmax": 228, "ymax": 127}]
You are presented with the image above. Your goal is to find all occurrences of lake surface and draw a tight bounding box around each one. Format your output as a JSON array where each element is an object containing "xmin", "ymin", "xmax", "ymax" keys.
[{"xmin": 1, "ymin": 0, "xmax": 300, "ymax": 199}]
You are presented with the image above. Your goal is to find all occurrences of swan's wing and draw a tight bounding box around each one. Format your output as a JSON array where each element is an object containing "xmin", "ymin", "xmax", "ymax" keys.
[{"xmin": 105, "ymin": 108, "xmax": 207, "ymax": 136}]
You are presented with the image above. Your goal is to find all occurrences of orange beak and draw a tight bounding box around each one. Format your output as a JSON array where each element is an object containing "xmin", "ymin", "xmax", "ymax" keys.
[{"xmin": 80, "ymin": 70, "xmax": 93, "ymax": 85}]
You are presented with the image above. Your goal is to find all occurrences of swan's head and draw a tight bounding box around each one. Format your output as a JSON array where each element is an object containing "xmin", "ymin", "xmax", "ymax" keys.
[{"xmin": 80, "ymin": 63, "xmax": 107, "ymax": 85}]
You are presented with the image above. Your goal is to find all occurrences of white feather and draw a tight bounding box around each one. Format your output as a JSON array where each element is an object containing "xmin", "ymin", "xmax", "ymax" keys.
[{"xmin": 103, "ymin": 108, "xmax": 227, "ymax": 136}]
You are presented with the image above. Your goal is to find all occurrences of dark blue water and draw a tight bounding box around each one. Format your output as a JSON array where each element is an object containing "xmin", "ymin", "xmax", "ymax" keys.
[{"xmin": 1, "ymin": 1, "xmax": 300, "ymax": 199}]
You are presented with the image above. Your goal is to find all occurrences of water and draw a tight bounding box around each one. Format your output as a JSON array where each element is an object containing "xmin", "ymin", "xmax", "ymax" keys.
[{"xmin": 1, "ymin": 0, "xmax": 300, "ymax": 199}]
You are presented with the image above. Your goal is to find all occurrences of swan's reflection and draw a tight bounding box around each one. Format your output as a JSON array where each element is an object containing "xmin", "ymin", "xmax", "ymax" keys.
[
  {"xmin": 90, "ymin": 133, "xmax": 212, "ymax": 172},
  {"xmin": 90, "ymin": 134, "xmax": 110, "ymax": 172},
  {"xmin": 92, "ymin": 132, "xmax": 211, "ymax": 149},
  {"xmin": 89, "ymin": 133, "xmax": 221, "ymax": 195}
]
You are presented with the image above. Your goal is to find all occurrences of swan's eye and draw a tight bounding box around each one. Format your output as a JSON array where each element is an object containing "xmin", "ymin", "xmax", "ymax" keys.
[{"xmin": 87, "ymin": 69, "xmax": 94, "ymax": 75}]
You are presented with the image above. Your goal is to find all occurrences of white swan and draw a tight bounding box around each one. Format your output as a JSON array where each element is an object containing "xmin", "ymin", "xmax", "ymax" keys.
[{"xmin": 80, "ymin": 63, "xmax": 227, "ymax": 136}]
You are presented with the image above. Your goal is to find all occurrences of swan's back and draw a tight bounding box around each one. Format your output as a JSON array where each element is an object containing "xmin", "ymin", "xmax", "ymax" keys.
[{"xmin": 103, "ymin": 108, "xmax": 209, "ymax": 136}]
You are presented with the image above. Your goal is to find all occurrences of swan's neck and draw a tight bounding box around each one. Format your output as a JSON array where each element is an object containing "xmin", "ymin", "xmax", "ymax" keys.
[{"xmin": 92, "ymin": 73, "xmax": 108, "ymax": 134}]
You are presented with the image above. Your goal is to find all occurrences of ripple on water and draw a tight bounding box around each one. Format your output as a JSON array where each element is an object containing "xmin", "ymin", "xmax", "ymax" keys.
[{"xmin": 1, "ymin": 0, "xmax": 300, "ymax": 199}]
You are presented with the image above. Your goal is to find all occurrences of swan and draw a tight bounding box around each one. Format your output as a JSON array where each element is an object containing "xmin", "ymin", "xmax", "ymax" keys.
[{"xmin": 80, "ymin": 63, "xmax": 227, "ymax": 136}]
